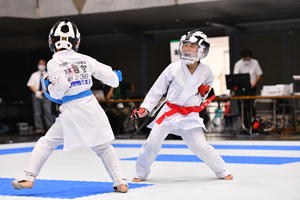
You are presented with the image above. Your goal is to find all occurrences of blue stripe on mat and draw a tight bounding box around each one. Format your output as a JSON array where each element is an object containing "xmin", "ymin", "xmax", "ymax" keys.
[
  {"xmin": 1, "ymin": 144, "xmax": 300, "ymax": 156},
  {"xmin": 0, "ymin": 145, "xmax": 63, "ymax": 155},
  {"xmin": 112, "ymin": 144, "xmax": 300, "ymax": 151},
  {"xmin": 121, "ymin": 154, "xmax": 300, "ymax": 165},
  {"xmin": 0, "ymin": 178, "xmax": 152, "ymax": 199}
]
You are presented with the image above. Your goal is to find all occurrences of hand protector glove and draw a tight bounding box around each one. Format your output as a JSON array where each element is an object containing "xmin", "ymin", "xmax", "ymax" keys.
[
  {"xmin": 131, "ymin": 108, "xmax": 149, "ymax": 119},
  {"xmin": 40, "ymin": 76, "xmax": 63, "ymax": 104},
  {"xmin": 198, "ymin": 84, "xmax": 210, "ymax": 97},
  {"xmin": 114, "ymin": 70, "xmax": 123, "ymax": 82}
]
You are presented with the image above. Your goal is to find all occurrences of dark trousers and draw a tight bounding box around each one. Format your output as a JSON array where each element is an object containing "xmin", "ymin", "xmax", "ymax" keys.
[
  {"xmin": 32, "ymin": 94, "xmax": 54, "ymax": 131},
  {"xmin": 240, "ymin": 87, "xmax": 256, "ymax": 129}
]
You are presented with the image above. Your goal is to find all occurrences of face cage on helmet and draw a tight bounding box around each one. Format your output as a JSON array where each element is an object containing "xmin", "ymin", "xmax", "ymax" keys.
[
  {"xmin": 179, "ymin": 41, "xmax": 209, "ymax": 64},
  {"xmin": 48, "ymin": 20, "xmax": 81, "ymax": 53},
  {"xmin": 49, "ymin": 35, "xmax": 80, "ymax": 53},
  {"xmin": 48, "ymin": 35, "xmax": 55, "ymax": 53}
]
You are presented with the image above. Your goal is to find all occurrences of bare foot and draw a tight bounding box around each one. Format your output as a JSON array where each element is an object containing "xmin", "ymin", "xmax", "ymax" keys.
[
  {"xmin": 132, "ymin": 177, "xmax": 145, "ymax": 182},
  {"xmin": 223, "ymin": 174, "xmax": 233, "ymax": 180},
  {"xmin": 12, "ymin": 180, "xmax": 34, "ymax": 189},
  {"xmin": 114, "ymin": 184, "xmax": 128, "ymax": 193}
]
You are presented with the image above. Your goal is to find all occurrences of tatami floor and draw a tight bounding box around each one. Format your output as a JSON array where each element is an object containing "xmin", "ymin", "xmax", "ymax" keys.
[{"xmin": 0, "ymin": 139, "xmax": 300, "ymax": 200}]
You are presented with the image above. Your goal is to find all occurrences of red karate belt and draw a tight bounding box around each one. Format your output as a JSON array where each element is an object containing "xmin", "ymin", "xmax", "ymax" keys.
[{"xmin": 156, "ymin": 95, "xmax": 216, "ymax": 125}]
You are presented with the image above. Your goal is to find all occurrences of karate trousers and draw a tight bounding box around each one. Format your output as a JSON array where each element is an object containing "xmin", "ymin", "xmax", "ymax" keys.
[
  {"xmin": 23, "ymin": 120, "xmax": 127, "ymax": 187},
  {"xmin": 135, "ymin": 124, "xmax": 230, "ymax": 179}
]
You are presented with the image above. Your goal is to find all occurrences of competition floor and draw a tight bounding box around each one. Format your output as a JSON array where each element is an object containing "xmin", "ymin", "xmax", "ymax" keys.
[{"xmin": 0, "ymin": 139, "xmax": 300, "ymax": 200}]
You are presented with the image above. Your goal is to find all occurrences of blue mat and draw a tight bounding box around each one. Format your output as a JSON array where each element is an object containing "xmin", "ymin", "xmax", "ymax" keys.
[
  {"xmin": 122, "ymin": 154, "xmax": 300, "ymax": 165},
  {"xmin": 0, "ymin": 178, "xmax": 152, "ymax": 199}
]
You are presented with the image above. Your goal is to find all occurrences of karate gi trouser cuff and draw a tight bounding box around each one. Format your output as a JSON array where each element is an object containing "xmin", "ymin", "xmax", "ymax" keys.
[
  {"xmin": 112, "ymin": 178, "xmax": 128, "ymax": 187},
  {"xmin": 92, "ymin": 142, "xmax": 128, "ymax": 187},
  {"xmin": 23, "ymin": 170, "xmax": 37, "ymax": 182},
  {"xmin": 215, "ymin": 170, "xmax": 231, "ymax": 178}
]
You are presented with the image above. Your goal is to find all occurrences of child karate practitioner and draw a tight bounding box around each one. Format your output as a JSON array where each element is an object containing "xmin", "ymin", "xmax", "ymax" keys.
[
  {"xmin": 12, "ymin": 19, "xmax": 128, "ymax": 193},
  {"xmin": 131, "ymin": 30, "xmax": 233, "ymax": 182}
]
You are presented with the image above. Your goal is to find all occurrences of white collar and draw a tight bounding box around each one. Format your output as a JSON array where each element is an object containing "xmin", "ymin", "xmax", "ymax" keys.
[{"xmin": 53, "ymin": 49, "xmax": 74, "ymax": 58}]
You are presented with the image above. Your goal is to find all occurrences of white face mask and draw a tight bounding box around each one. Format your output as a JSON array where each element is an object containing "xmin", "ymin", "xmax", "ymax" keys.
[{"xmin": 38, "ymin": 64, "xmax": 46, "ymax": 71}]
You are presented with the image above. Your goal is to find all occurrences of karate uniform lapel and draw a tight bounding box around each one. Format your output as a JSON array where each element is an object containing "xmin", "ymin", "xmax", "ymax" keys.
[{"xmin": 176, "ymin": 62, "xmax": 205, "ymax": 105}]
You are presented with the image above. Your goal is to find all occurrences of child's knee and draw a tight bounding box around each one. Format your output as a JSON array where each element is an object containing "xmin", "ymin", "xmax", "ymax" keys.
[{"xmin": 37, "ymin": 136, "xmax": 61, "ymax": 149}]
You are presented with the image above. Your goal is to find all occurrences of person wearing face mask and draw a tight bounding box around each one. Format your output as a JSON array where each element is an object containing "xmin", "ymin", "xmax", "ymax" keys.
[
  {"xmin": 130, "ymin": 30, "xmax": 233, "ymax": 182},
  {"xmin": 233, "ymin": 49, "xmax": 263, "ymax": 94},
  {"xmin": 27, "ymin": 59, "xmax": 54, "ymax": 134}
]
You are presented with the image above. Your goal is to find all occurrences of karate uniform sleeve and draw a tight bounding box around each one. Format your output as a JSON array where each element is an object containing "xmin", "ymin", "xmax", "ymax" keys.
[
  {"xmin": 140, "ymin": 65, "xmax": 173, "ymax": 113},
  {"xmin": 204, "ymin": 68, "xmax": 214, "ymax": 87},
  {"xmin": 47, "ymin": 60, "xmax": 70, "ymax": 100},
  {"xmin": 89, "ymin": 57, "xmax": 119, "ymax": 88},
  {"xmin": 202, "ymin": 67, "xmax": 214, "ymax": 100}
]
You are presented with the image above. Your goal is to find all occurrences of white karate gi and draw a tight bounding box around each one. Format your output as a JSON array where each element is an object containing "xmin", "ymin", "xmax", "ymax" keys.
[
  {"xmin": 136, "ymin": 60, "xmax": 230, "ymax": 179},
  {"xmin": 24, "ymin": 49, "xmax": 126, "ymax": 187}
]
